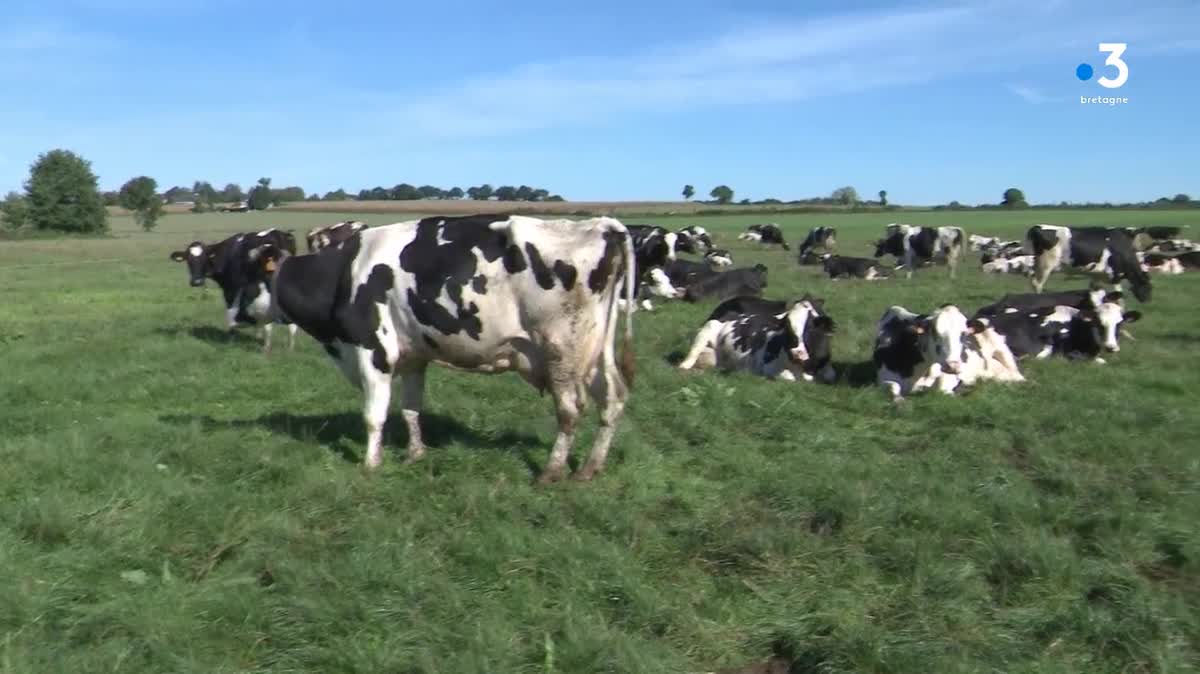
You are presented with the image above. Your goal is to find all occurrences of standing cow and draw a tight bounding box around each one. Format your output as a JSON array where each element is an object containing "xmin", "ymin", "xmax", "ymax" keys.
[
  {"xmin": 306, "ymin": 220, "xmax": 369, "ymax": 252},
  {"xmin": 1026, "ymin": 225, "xmax": 1151, "ymax": 302},
  {"xmin": 254, "ymin": 214, "xmax": 637, "ymax": 483},
  {"xmin": 874, "ymin": 224, "xmax": 965, "ymax": 279},
  {"xmin": 169, "ymin": 228, "xmax": 299, "ymax": 353}
]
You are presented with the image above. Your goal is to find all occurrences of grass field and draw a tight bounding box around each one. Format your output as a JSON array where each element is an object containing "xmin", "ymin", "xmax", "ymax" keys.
[{"xmin": 2, "ymin": 209, "xmax": 1197, "ymax": 673}]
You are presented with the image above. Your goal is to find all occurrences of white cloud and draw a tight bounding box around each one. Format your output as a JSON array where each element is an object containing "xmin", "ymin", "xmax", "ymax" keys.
[{"xmin": 1007, "ymin": 84, "xmax": 1048, "ymax": 104}]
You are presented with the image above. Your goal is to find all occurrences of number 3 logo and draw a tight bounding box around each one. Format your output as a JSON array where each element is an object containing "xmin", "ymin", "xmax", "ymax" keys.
[{"xmin": 1097, "ymin": 43, "xmax": 1128, "ymax": 89}]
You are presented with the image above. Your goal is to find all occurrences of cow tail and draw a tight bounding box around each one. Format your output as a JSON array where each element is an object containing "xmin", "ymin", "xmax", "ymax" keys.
[{"xmin": 617, "ymin": 225, "xmax": 637, "ymax": 389}]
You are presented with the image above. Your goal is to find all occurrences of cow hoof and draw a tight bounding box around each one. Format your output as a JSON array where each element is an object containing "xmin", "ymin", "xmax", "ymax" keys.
[
  {"xmin": 403, "ymin": 448, "xmax": 427, "ymax": 465},
  {"xmin": 572, "ymin": 465, "xmax": 602, "ymax": 482}
]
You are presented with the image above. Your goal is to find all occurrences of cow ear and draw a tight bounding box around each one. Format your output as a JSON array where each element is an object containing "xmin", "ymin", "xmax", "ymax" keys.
[
  {"xmin": 170, "ymin": 251, "xmax": 187, "ymax": 262},
  {"xmin": 966, "ymin": 318, "xmax": 986, "ymax": 334},
  {"xmin": 1123, "ymin": 310, "xmax": 1142, "ymax": 323}
]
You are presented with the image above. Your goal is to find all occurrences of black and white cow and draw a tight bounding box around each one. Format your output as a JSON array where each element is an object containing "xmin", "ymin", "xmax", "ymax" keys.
[
  {"xmin": 796, "ymin": 250, "xmax": 825, "ymax": 266},
  {"xmin": 698, "ymin": 295, "xmax": 837, "ymax": 383},
  {"xmin": 1139, "ymin": 252, "xmax": 1185, "ymax": 275},
  {"xmin": 620, "ymin": 266, "xmax": 685, "ymax": 312},
  {"xmin": 979, "ymin": 240, "xmax": 1025, "ymax": 262},
  {"xmin": 676, "ymin": 225, "xmax": 715, "ymax": 253},
  {"xmin": 1175, "ymin": 251, "xmax": 1200, "ymax": 270},
  {"xmin": 874, "ymin": 224, "xmax": 964, "ymax": 278},
  {"xmin": 796, "ymin": 226, "xmax": 837, "ymax": 258},
  {"xmin": 981, "ymin": 255, "xmax": 1035, "ymax": 275},
  {"xmin": 169, "ymin": 228, "xmax": 299, "ymax": 352},
  {"xmin": 821, "ymin": 254, "xmax": 890, "ymax": 280},
  {"xmin": 704, "ymin": 249, "xmax": 734, "ymax": 268},
  {"xmin": 254, "ymin": 213, "xmax": 637, "ymax": 483},
  {"xmin": 1146, "ymin": 239, "xmax": 1200, "ymax": 254},
  {"xmin": 678, "ymin": 296, "xmax": 834, "ymax": 383},
  {"xmin": 1026, "ymin": 225, "xmax": 1152, "ymax": 302},
  {"xmin": 661, "ymin": 258, "xmax": 717, "ymax": 287},
  {"xmin": 975, "ymin": 294, "xmax": 1141, "ymax": 363},
  {"xmin": 306, "ymin": 220, "xmax": 369, "ymax": 252},
  {"xmin": 738, "ymin": 224, "xmax": 789, "ymax": 250},
  {"xmin": 872, "ymin": 304, "xmax": 1024, "ymax": 400},
  {"xmin": 974, "ymin": 285, "xmax": 1114, "ymax": 318},
  {"xmin": 968, "ymin": 234, "xmax": 1001, "ymax": 251},
  {"xmin": 682, "ymin": 264, "xmax": 769, "ymax": 303}
]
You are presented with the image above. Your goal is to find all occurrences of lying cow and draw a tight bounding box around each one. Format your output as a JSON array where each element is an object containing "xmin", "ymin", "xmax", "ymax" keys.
[
  {"xmin": 738, "ymin": 224, "xmax": 790, "ymax": 250},
  {"xmin": 1026, "ymin": 225, "xmax": 1151, "ymax": 302},
  {"xmin": 704, "ymin": 249, "xmax": 734, "ymax": 268},
  {"xmin": 682, "ymin": 264, "xmax": 769, "ymax": 303},
  {"xmin": 698, "ymin": 295, "xmax": 837, "ymax": 383},
  {"xmin": 821, "ymin": 254, "xmax": 890, "ymax": 280},
  {"xmin": 874, "ymin": 224, "xmax": 964, "ymax": 278},
  {"xmin": 169, "ymin": 228, "xmax": 299, "ymax": 353},
  {"xmin": 968, "ymin": 234, "xmax": 1001, "ymax": 251},
  {"xmin": 873, "ymin": 304, "xmax": 1024, "ymax": 400},
  {"xmin": 678, "ymin": 296, "xmax": 834, "ymax": 382},
  {"xmin": 974, "ymin": 285, "xmax": 1113, "ymax": 317},
  {"xmin": 981, "ymin": 255, "xmax": 1035, "ymax": 275},
  {"xmin": 1175, "ymin": 251, "xmax": 1200, "ymax": 270},
  {"xmin": 306, "ymin": 220, "xmax": 369, "ymax": 252},
  {"xmin": 676, "ymin": 225, "xmax": 714, "ymax": 253},
  {"xmin": 796, "ymin": 226, "xmax": 836, "ymax": 257},
  {"xmin": 620, "ymin": 267, "xmax": 684, "ymax": 312},
  {"xmin": 975, "ymin": 294, "xmax": 1141, "ymax": 364},
  {"xmin": 1146, "ymin": 239, "xmax": 1200, "ymax": 254},
  {"xmin": 1139, "ymin": 252, "xmax": 1185, "ymax": 275},
  {"xmin": 255, "ymin": 214, "xmax": 637, "ymax": 483}
]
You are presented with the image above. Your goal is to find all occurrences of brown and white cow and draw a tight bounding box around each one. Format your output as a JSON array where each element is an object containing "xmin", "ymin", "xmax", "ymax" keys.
[{"xmin": 253, "ymin": 214, "xmax": 636, "ymax": 483}]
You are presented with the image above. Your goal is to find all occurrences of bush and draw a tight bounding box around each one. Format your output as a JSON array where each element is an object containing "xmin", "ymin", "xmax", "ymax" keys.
[
  {"xmin": 1, "ymin": 191, "xmax": 28, "ymax": 229},
  {"xmin": 23, "ymin": 149, "xmax": 109, "ymax": 233},
  {"xmin": 118, "ymin": 176, "xmax": 164, "ymax": 231}
]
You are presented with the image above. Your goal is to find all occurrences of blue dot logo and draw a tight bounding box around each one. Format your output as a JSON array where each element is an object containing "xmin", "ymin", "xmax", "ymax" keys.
[{"xmin": 1076, "ymin": 63, "xmax": 1094, "ymax": 81}]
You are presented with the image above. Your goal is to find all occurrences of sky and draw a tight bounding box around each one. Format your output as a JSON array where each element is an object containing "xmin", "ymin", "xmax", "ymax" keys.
[{"xmin": 0, "ymin": 0, "xmax": 1197, "ymax": 205}]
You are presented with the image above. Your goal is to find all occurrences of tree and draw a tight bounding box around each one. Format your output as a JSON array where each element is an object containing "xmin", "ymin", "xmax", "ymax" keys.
[
  {"xmin": 709, "ymin": 185, "xmax": 734, "ymax": 204},
  {"xmin": 23, "ymin": 149, "xmax": 108, "ymax": 233},
  {"xmin": 247, "ymin": 177, "xmax": 273, "ymax": 210},
  {"xmin": 447, "ymin": 186, "xmax": 464, "ymax": 200},
  {"xmin": 831, "ymin": 186, "xmax": 859, "ymax": 206},
  {"xmin": 546, "ymin": 194, "xmax": 565, "ymax": 202},
  {"xmin": 878, "ymin": 189, "xmax": 888, "ymax": 207},
  {"xmin": 391, "ymin": 183, "xmax": 420, "ymax": 200},
  {"xmin": 418, "ymin": 185, "xmax": 443, "ymax": 199},
  {"xmin": 219, "ymin": 183, "xmax": 245, "ymax": 203},
  {"xmin": 163, "ymin": 185, "xmax": 193, "ymax": 203},
  {"xmin": 118, "ymin": 176, "xmax": 164, "ymax": 231},
  {"xmin": 682, "ymin": 184, "xmax": 695, "ymax": 200},
  {"xmin": 192, "ymin": 181, "xmax": 217, "ymax": 211},
  {"xmin": 1, "ymin": 191, "xmax": 28, "ymax": 229},
  {"xmin": 475, "ymin": 184, "xmax": 494, "ymax": 200},
  {"xmin": 495, "ymin": 185, "xmax": 518, "ymax": 201},
  {"xmin": 1001, "ymin": 188, "xmax": 1028, "ymax": 208},
  {"xmin": 101, "ymin": 191, "xmax": 120, "ymax": 206},
  {"xmin": 1172, "ymin": 193, "xmax": 1191, "ymax": 204},
  {"xmin": 531, "ymin": 188, "xmax": 550, "ymax": 201},
  {"xmin": 323, "ymin": 189, "xmax": 349, "ymax": 201}
]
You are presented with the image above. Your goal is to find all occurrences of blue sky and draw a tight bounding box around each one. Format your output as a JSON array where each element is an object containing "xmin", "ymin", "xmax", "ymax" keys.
[{"xmin": 1, "ymin": 0, "xmax": 1196, "ymax": 205}]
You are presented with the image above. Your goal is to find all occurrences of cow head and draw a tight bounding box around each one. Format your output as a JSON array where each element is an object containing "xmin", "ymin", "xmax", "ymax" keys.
[
  {"xmin": 169, "ymin": 241, "xmax": 212, "ymax": 287},
  {"xmin": 1078, "ymin": 300, "xmax": 1141, "ymax": 353},
  {"xmin": 780, "ymin": 300, "xmax": 818, "ymax": 363},
  {"xmin": 642, "ymin": 267, "xmax": 685, "ymax": 299},
  {"xmin": 247, "ymin": 243, "xmax": 288, "ymax": 285},
  {"xmin": 704, "ymin": 249, "xmax": 733, "ymax": 267},
  {"xmin": 912, "ymin": 304, "xmax": 979, "ymax": 374}
]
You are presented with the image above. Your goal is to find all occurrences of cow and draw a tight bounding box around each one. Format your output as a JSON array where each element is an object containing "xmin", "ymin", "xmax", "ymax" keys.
[
  {"xmin": 738, "ymin": 224, "xmax": 789, "ymax": 250},
  {"xmin": 661, "ymin": 258, "xmax": 717, "ymax": 287},
  {"xmin": 821, "ymin": 254, "xmax": 890, "ymax": 280},
  {"xmin": 872, "ymin": 304, "xmax": 1024, "ymax": 400},
  {"xmin": 796, "ymin": 226, "xmax": 837, "ymax": 257},
  {"xmin": 682, "ymin": 264, "xmax": 769, "ymax": 303},
  {"xmin": 306, "ymin": 220, "xmax": 369, "ymax": 252},
  {"xmin": 1026, "ymin": 225, "xmax": 1151, "ymax": 302},
  {"xmin": 974, "ymin": 284, "xmax": 1114, "ymax": 318},
  {"xmin": 968, "ymin": 234, "xmax": 1000, "ymax": 251},
  {"xmin": 700, "ymin": 295, "xmax": 837, "ymax": 383},
  {"xmin": 874, "ymin": 224, "xmax": 964, "ymax": 278},
  {"xmin": 976, "ymin": 295, "xmax": 1141, "ymax": 364},
  {"xmin": 981, "ymin": 255, "xmax": 1035, "ymax": 275},
  {"xmin": 1139, "ymin": 252, "xmax": 1185, "ymax": 275},
  {"xmin": 1138, "ymin": 225, "xmax": 1187, "ymax": 241},
  {"xmin": 677, "ymin": 296, "xmax": 834, "ymax": 383},
  {"xmin": 169, "ymin": 228, "xmax": 299, "ymax": 353},
  {"xmin": 623, "ymin": 224, "xmax": 678, "ymax": 306},
  {"xmin": 1175, "ymin": 251, "xmax": 1200, "ymax": 269},
  {"xmin": 979, "ymin": 240, "xmax": 1025, "ymax": 261},
  {"xmin": 676, "ymin": 225, "xmax": 715, "ymax": 253},
  {"xmin": 796, "ymin": 250, "xmax": 825, "ymax": 266},
  {"xmin": 619, "ymin": 267, "xmax": 685, "ymax": 312},
  {"xmin": 253, "ymin": 213, "xmax": 637, "ymax": 482},
  {"xmin": 1146, "ymin": 239, "xmax": 1200, "ymax": 254},
  {"xmin": 704, "ymin": 249, "xmax": 734, "ymax": 268}
]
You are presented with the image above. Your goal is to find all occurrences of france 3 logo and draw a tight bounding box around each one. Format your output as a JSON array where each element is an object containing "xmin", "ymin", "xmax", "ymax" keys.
[{"xmin": 1077, "ymin": 43, "xmax": 1129, "ymax": 106}]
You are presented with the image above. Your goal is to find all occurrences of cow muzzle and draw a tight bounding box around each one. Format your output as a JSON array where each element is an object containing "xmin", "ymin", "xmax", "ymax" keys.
[
  {"xmin": 789, "ymin": 347, "xmax": 810, "ymax": 363},
  {"xmin": 190, "ymin": 278, "xmax": 205, "ymax": 287}
]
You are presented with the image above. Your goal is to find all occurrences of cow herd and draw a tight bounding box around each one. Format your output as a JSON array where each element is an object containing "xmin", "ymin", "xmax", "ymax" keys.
[{"xmin": 168, "ymin": 215, "xmax": 1187, "ymax": 481}]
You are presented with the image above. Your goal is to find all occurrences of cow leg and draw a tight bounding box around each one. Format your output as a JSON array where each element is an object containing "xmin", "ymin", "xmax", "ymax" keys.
[
  {"xmin": 287, "ymin": 324, "xmax": 298, "ymax": 351},
  {"xmin": 948, "ymin": 246, "xmax": 960, "ymax": 279},
  {"xmin": 539, "ymin": 372, "xmax": 582, "ymax": 485},
  {"xmin": 575, "ymin": 361, "xmax": 630, "ymax": 482},
  {"xmin": 904, "ymin": 250, "xmax": 915, "ymax": 279},
  {"xmin": 1031, "ymin": 247, "xmax": 1061, "ymax": 294},
  {"xmin": 399, "ymin": 366, "xmax": 427, "ymax": 463},
  {"xmin": 359, "ymin": 352, "xmax": 393, "ymax": 470},
  {"xmin": 262, "ymin": 323, "xmax": 273, "ymax": 355},
  {"xmin": 678, "ymin": 320, "xmax": 723, "ymax": 370}
]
